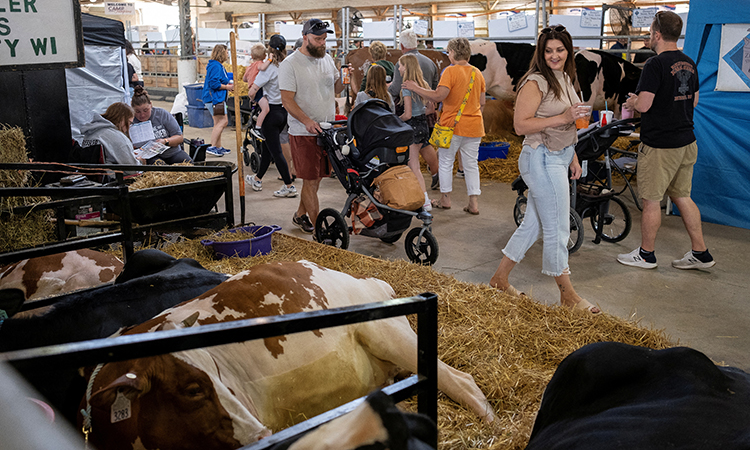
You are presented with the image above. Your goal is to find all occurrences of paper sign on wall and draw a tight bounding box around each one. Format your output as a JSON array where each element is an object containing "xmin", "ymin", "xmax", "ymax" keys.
[
  {"xmin": 507, "ymin": 13, "xmax": 528, "ymax": 32},
  {"xmin": 632, "ymin": 8, "xmax": 657, "ymax": 29},
  {"xmin": 414, "ymin": 19, "xmax": 429, "ymax": 36},
  {"xmin": 458, "ymin": 22, "xmax": 475, "ymax": 38},
  {"xmin": 580, "ymin": 10, "xmax": 602, "ymax": 28}
]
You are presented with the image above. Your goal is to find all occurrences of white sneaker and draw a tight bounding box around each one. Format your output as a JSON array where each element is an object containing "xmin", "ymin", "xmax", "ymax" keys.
[
  {"xmin": 672, "ymin": 251, "xmax": 716, "ymax": 270},
  {"xmin": 617, "ymin": 248, "xmax": 657, "ymax": 269},
  {"xmin": 273, "ymin": 184, "xmax": 297, "ymax": 198},
  {"xmin": 246, "ymin": 174, "xmax": 262, "ymax": 191}
]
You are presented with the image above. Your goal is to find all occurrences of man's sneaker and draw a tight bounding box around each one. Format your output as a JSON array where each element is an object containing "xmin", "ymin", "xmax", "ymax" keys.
[
  {"xmin": 292, "ymin": 213, "xmax": 314, "ymax": 234},
  {"xmin": 206, "ymin": 146, "xmax": 224, "ymax": 157},
  {"xmin": 273, "ymin": 185, "xmax": 297, "ymax": 198},
  {"xmin": 672, "ymin": 251, "xmax": 716, "ymax": 270},
  {"xmin": 220, "ymin": 147, "xmax": 231, "ymax": 155},
  {"xmin": 246, "ymin": 174, "xmax": 262, "ymax": 191},
  {"xmin": 431, "ymin": 173, "xmax": 439, "ymax": 190},
  {"xmin": 456, "ymin": 169, "xmax": 465, "ymax": 178},
  {"xmin": 250, "ymin": 127, "xmax": 265, "ymax": 141},
  {"xmin": 617, "ymin": 248, "xmax": 657, "ymax": 269}
]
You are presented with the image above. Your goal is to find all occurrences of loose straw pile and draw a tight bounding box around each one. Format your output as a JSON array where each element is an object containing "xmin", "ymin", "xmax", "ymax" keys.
[{"xmin": 128, "ymin": 163, "xmax": 218, "ymax": 190}]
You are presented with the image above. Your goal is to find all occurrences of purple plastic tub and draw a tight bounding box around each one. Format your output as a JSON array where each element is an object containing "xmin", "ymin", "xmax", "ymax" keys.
[{"xmin": 201, "ymin": 225, "xmax": 281, "ymax": 259}]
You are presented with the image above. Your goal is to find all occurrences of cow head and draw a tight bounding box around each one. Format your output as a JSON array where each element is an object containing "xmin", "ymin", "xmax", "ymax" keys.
[{"xmin": 84, "ymin": 352, "xmax": 271, "ymax": 450}]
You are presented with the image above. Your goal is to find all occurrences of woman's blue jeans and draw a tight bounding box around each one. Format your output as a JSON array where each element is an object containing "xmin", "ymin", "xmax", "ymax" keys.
[{"xmin": 503, "ymin": 144, "xmax": 574, "ymax": 277}]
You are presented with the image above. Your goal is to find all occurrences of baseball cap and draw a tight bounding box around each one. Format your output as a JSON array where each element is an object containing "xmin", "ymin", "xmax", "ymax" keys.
[
  {"xmin": 268, "ymin": 34, "xmax": 286, "ymax": 51},
  {"xmin": 302, "ymin": 19, "xmax": 333, "ymax": 36}
]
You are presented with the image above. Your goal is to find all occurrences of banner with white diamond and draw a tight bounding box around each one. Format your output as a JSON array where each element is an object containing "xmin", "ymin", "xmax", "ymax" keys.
[{"xmin": 717, "ymin": 24, "xmax": 750, "ymax": 92}]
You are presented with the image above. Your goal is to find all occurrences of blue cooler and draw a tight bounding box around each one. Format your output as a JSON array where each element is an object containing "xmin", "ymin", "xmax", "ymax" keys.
[
  {"xmin": 187, "ymin": 105, "xmax": 213, "ymax": 128},
  {"xmin": 184, "ymin": 83, "xmax": 204, "ymax": 108},
  {"xmin": 478, "ymin": 142, "xmax": 510, "ymax": 161}
]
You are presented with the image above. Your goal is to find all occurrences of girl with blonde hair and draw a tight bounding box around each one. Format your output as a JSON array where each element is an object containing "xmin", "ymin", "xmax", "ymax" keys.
[
  {"xmin": 354, "ymin": 65, "xmax": 395, "ymax": 112},
  {"xmin": 398, "ymin": 53, "xmax": 432, "ymax": 211}
]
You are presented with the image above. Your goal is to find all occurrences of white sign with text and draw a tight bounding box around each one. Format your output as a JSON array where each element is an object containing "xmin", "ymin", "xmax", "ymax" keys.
[
  {"xmin": 0, "ymin": 0, "xmax": 81, "ymax": 68},
  {"xmin": 105, "ymin": 3, "xmax": 135, "ymax": 15}
]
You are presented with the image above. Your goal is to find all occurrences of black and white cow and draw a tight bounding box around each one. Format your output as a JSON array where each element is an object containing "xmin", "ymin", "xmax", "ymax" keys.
[
  {"xmin": 0, "ymin": 249, "xmax": 229, "ymax": 423},
  {"xmin": 575, "ymin": 50, "xmax": 642, "ymax": 118},
  {"xmin": 468, "ymin": 39, "xmax": 536, "ymax": 101},
  {"xmin": 527, "ymin": 342, "xmax": 750, "ymax": 450}
]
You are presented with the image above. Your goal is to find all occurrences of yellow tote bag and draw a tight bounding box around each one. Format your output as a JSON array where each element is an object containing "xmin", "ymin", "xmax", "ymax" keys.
[{"xmin": 428, "ymin": 69, "xmax": 476, "ymax": 149}]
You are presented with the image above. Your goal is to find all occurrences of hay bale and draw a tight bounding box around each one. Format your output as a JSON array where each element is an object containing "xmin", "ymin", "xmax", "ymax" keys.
[
  {"xmin": 0, "ymin": 125, "xmax": 55, "ymax": 252},
  {"xmin": 128, "ymin": 233, "xmax": 672, "ymax": 450}
]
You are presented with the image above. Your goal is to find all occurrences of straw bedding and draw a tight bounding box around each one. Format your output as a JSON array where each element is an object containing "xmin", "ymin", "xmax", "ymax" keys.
[{"xmin": 134, "ymin": 231, "xmax": 672, "ymax": 450}]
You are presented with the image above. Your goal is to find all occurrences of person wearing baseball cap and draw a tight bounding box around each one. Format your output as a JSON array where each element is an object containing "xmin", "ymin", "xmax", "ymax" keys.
[
  {"xmin": 279, "ymin": 18, "xmax": 344, "ymax": 235},
  {"xmin": 302, "ymin": 18, "xmax": 334, "ymax": 36},
  {"xmin": 244, "ymin": 34, "xmax": 298, "ymax": 199}
]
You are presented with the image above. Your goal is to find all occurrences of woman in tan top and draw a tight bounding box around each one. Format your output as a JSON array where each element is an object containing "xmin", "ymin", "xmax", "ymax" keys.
[{"xmin": 490, "ymin": 25, "xmax": 600, "ymax": 315}]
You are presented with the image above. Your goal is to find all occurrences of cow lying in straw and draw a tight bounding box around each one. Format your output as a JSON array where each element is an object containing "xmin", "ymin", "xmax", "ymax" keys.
[{"xmin": 79, "ymin": 261, "xmax": 496, "ymax": 450}]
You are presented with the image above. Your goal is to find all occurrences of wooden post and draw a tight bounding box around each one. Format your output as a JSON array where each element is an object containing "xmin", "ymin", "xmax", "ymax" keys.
[{"xmin": 230, "ymin": 31, "xmax": 245, "ymax": 225}]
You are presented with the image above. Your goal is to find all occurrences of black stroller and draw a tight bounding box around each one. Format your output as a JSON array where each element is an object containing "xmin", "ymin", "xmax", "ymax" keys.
[
  {"xmin": 315, "ymin": 99, "xmax": 439, "ymax": 265},
  {"xmin": 226, "ymin": 96, "xmax": 264, "ymax": 172},
  {"xmin": 511, "ymin": 117, "xmax": 640, "ymax": 253}
]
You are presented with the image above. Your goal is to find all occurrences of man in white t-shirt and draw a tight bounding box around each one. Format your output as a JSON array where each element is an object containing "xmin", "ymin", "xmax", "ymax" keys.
[{"xmin": 279, "ymin": 18, "xmax": 345, "ymax": 234}]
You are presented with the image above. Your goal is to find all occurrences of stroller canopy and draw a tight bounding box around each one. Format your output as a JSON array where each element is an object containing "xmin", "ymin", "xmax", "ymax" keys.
[{"xmin": 348, "ymin": 99, "xmax": 414, "ymax": 152}]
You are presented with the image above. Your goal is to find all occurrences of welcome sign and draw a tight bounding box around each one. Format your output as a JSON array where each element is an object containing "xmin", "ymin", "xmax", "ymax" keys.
[{"xmin": 0, "ymin": 0, "xmax": 84, "ymax": 71}]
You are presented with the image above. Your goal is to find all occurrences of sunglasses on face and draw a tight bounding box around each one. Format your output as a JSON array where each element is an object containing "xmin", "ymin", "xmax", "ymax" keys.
[{"xmin": 541, "ymin": 25, "xmax": 566, "ymax": 34}]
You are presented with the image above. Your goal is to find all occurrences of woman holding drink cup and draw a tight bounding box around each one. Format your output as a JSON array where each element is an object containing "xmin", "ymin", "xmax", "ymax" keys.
[{"xmin": 490, "ymin": 24, "xmax": 601, "ymax": 315}]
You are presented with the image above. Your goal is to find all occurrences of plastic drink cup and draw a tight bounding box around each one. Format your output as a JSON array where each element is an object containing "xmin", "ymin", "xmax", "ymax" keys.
[
  {"xmin": 576, "ymin": 105, "xmax": 592, "ymax": 129},
  {"xmin": 599, "ymin": 110, "xmax": 614, "ymax": 126},
  {"xmin": 341, "ymin": 67, "xmax": 350, "ymax": 85},
  {"xmin": 621, "ymin": 105, "xmax": 634, "ymax": 119}
]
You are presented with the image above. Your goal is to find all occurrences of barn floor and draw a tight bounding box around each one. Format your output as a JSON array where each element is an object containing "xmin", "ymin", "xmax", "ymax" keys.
[{"xmin": 166, "ymin": 101, "xmax": 750, "ymax": 373}]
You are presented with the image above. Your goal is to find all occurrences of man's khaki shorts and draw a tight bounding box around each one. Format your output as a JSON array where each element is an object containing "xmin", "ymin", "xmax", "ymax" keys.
[{"xmin": 636, "ymin": 141, "xmax": 698, "ymax": 201}]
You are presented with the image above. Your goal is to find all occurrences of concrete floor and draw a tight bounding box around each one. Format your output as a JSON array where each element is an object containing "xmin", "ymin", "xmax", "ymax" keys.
[{"xmin": 166, "ymin": 101, "xmax": 750, "ymax": 372}]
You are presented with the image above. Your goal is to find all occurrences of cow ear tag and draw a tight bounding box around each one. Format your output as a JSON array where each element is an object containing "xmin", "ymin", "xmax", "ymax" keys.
[{"xmin": 111, "ymin": 390, "xmax": 132, "ymax": 423}]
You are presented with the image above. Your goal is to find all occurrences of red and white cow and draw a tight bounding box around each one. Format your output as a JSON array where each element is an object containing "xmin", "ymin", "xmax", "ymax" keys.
[
  {"xmin": 80, "ymin": 260, "xmax": 495, "ymax": 450},
  {"xmin": 0, "ymin": 249, "xmax": 123, "ymax": 316},
  {"xmin": 346, "ymin": 47, "xmax": 451, "ymax": 94}
]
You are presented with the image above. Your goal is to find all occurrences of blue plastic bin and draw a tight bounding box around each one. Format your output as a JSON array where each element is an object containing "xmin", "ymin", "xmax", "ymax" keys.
[
  {"xmin": 187, "ymin": 105, "xmax": 213, "ymax": 128},
  {"xmin": 201, "ymin": 225, "xmax": 281, "ymax": 259},
  {"xmin": 184, "ymin": 83, "xmax": 204, "ymax": 107},
  {"xmin": 478, "ymin": 141, "xmax": 510, "ymax": 161}
]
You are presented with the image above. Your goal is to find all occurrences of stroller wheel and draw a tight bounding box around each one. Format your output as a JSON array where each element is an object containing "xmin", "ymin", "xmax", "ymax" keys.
[
  {"xmin": 404, "ymin": 228, "xmax": 439, "ymax": 265},
  {"xmin": 590, "ymin": 196, "xmax": 631, "ymax": 243},
  {"xmin": 315, "ymin": 208, "xmax": 350, "ymax": 250},
  {"xmin": 242, "ymin": 145, "xmax": 252, "ymax": 167},
  {"xmin": 380, "ymin": 233, "xmax": 402, "ymax": 244},
  {"xmin": 568, "ymin": 208, "xmax": 584, "ymax": 254},
  {"xmin": 249, "ymin": 151, "xmax": 261, "ymax": 173},
  {"xmin": 513, "ymin": 196, "xmax": 527, "ymax": 227}
]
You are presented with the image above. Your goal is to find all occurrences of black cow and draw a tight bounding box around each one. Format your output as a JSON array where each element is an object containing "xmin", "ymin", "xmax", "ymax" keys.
[
  {"xmin": 575, "ymin": 50, "xmax": 642, "ymax": 118},
  {"xmin": 0, "ymin": 249, "xmax": 228, "ymax": 423},
  {"xmin": 527, "ymin": 342, "xmax": 750, "ymax": 450}
]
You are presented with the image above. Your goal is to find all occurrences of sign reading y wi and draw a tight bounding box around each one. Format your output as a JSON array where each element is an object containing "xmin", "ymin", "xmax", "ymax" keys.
[{"xmin": 0, "ymin": 0, "xmax": 84, "ymax": 71}]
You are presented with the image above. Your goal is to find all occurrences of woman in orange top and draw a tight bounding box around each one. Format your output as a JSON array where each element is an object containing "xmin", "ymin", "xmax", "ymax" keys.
[{"xmin": 403, "ymin": 37, "xmax": 485, "ymax": 214}]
